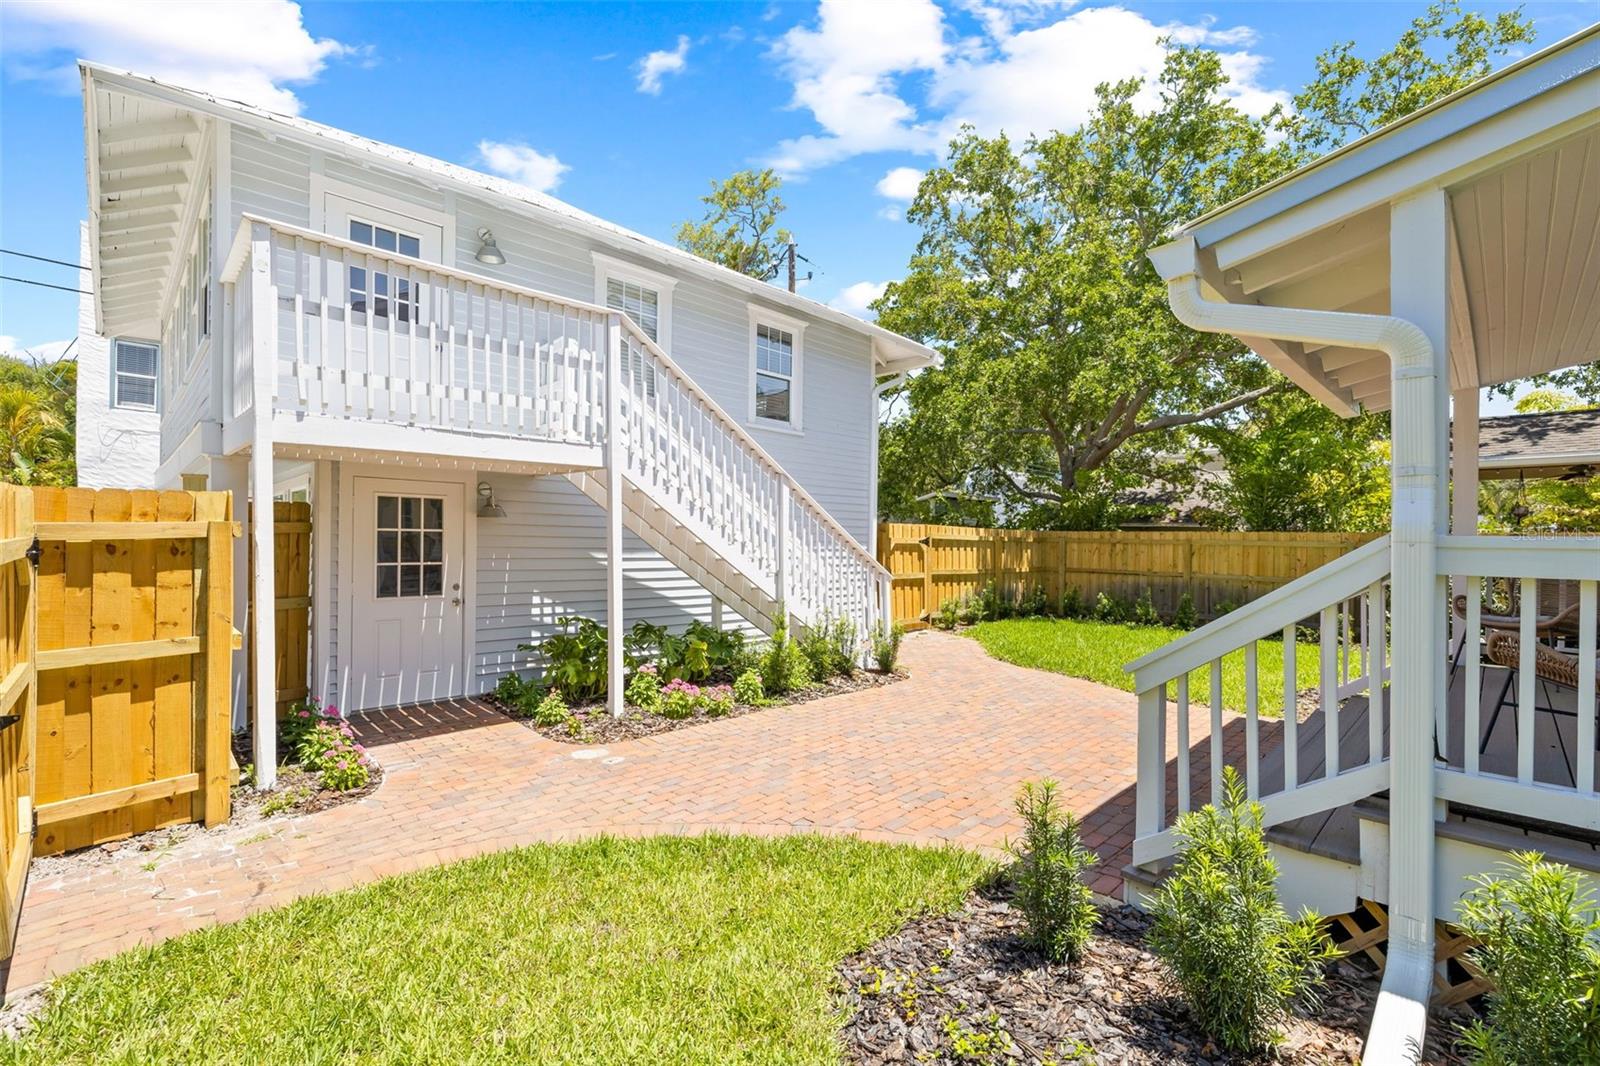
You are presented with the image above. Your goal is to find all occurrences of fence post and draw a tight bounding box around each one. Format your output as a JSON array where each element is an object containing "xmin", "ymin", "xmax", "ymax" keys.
[
  {"xmin": 203, "ymin": 520, "xmax": 235, "ymax": 825},
  {"xmin": 920, "ymin": 535, "xmax": 933, "ymax": 624}
]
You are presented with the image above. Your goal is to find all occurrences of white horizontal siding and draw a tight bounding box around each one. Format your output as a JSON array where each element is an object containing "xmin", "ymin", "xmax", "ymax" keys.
[
  {"xmin": 473, "ymin": 472, "xmax": 753, "ymax": 688},
  {"xmin": 229, "ymin": 125, "xmax": 312, "ymax": 229}
]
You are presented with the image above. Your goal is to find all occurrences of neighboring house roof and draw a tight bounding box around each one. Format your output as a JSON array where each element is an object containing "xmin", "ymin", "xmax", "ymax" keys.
[
  {"xmin": 78, "ymin": 62, "xmax": 939, "ymax": 374},
  {"xmin": 1472, "ymin": 407, "xmax": 1600, "ymax": 480}
]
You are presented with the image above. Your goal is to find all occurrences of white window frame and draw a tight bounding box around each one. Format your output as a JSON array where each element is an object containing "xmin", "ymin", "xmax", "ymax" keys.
[
  {"xmin": 309, "ymin": 171, "xmax": 455, "ymax": 266},
  {"xmin": 746, "ymin": 304, "xmax": 805, "ymax": 434},
  {"xmin": 111, "ymin": 338, "xmax": 161, "ymax": 411},
  {"xmin": 592, "ymin": 252, "xmax": 676, "ymax": 353}
]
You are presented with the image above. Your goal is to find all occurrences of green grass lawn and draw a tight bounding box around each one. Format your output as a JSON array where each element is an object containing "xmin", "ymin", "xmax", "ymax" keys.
[
  {"xmin": 966, "ymin": 617, "xmax": 1352, "ymax": 716},
  {"xmin": 3, "ymin": 836, "xmax": 989, "ymax": 1066}
]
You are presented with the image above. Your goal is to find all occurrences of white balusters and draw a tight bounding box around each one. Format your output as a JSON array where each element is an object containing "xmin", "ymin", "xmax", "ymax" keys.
[
  {"xmin": 1209, "ymin": 660, "xmax": 1224, "ymax": 807},
  {"xmin": 1321, "ymin": 604, "xmax": 1339, "ymax": 778},
  {"xmin": 1518, "ymin": 577, "xmax": 1537, "ymax": 784},
  {"xmin": 1282, "ymin": 623, "xmax": 1298, "ymax": 791},
  {"xmin": 1578, "ymin": 581, "xmax": 1597, "ymax": 795}
]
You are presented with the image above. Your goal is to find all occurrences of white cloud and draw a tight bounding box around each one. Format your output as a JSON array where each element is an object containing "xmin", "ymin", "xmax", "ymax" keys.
[
  {"xmin": 635, "ymin": 35, "xmax": 690, "ymax": 95},
  {"xmin": 829, "ymin": 281, "xmax": 889, "ymax": 319},
  {"xmin": 876, "ymin": 166, "xmax": 925, "ymax": 201},
  {"xmin": 0, "ymin": 336, "xmax": 74, "ymax": 362},
  {"xmin": 767, "ymin": 0, "xmax": 948, "ymax": 174},
  {"xmin": 764, "ymin": 1, "xmax": 1287, "ymax": 174},
  {"xmin": 475, "ymin": 140, "xmax": 570, "ymax": 194},
  {"xmin": 0, "ymin": 0, "xmax": 351, "ymax": 115}
]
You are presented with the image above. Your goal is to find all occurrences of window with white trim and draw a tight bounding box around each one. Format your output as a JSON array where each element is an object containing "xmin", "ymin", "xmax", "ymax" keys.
[
  {"xmin": 595, "ymin": 255, "xmax": 675, "ymax": 399},
  {"xmin": 748, "ymin": 309, "xmax": 803, "ymax": 429},
  {"xmin": 112, "ymin": 339, "xmax": 159, "ymax": 410},
  {"xmin": 348, "ymin": 218, "xmax": 422, "ymax": 323}
]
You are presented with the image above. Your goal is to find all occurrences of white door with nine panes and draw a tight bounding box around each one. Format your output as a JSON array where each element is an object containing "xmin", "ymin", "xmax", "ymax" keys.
[{"xmin": 348, "ymin": 476, "xmax": 465, "ymax": 711}]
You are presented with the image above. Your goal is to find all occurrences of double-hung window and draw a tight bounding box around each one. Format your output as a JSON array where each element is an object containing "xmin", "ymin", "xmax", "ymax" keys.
[
  {"xmin": 112, "ymin": 339, "xmax": 160, "ymax": 410},
  {"xmin": 594, "ymin": 253, "xmax": 675, "ymax": 398},
  {"xmin": 748, "ymin": 307, "xmax": 804, "ymax": 430}
]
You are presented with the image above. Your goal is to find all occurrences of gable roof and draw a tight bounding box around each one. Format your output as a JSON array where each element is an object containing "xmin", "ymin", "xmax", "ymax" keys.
[{"xmin": 79, "ymin": 62, "xmax": 938, "ymax": 374}]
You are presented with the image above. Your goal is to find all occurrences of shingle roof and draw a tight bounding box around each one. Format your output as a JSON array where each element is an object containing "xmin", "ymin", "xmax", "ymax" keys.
[{"xmin": 1475, "ymin": 407, "xmax": 1600, "ymax": 477}]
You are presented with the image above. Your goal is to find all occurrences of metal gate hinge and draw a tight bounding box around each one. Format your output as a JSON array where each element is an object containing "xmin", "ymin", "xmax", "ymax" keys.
[{"xmin": 23, "ymin": 536, "xmax": 40, "ymax": 569}]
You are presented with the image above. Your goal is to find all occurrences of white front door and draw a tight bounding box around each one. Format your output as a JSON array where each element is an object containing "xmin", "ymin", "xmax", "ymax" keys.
[{"xmin": 348, "ymin": 477, "xmax": 465, "ymax": 711}]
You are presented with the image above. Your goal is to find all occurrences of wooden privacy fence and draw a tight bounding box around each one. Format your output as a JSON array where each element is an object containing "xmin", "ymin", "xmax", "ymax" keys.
[
  {"xmin": 878, "ymin": 523, "xmax": 1381, "ymax": 629},
  {"xmin": 248, "ymin": 501, "xmax": 311, "ymax": 719},
  {"xmin": 31, "ymin": 486, "xmax": 237, "ymax": 857}
]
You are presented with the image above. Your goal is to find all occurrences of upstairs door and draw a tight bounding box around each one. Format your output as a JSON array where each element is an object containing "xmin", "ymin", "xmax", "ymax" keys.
[{"xmin": 348, "ymin": 477, "xmax": 465, "ymax": 711}]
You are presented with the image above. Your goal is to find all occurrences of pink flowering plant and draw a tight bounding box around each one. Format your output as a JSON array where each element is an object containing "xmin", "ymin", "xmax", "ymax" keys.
[
  {"xmin": 282, "ymin": 698, "xmax": 373, "ymax": 792},
  {"xmin": 625, "ymin": 663, "xmax": 663, "ymax": 713},
  {"xmin": 702, "ymin": 684, "xmax": 735, "ymax": 718},
  {"xmin": 660, "ymin": 678, "xmax": 701, "ymax": 720}
]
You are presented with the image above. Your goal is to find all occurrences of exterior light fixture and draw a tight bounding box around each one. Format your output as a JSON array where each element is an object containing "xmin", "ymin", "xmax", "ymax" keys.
[
  {"xmin": 477, "ymin": 481, "xmax": 506, "ymax": 518},
  {"xmin": 474, "ymin": 227, "xmax": 505, "ymax": 265}
]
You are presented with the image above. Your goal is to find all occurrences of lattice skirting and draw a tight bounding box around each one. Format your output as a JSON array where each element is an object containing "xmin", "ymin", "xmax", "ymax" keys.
[{"xmin": 1323, "ymin": 898, "xmax": 1492, "ymax": 1008}]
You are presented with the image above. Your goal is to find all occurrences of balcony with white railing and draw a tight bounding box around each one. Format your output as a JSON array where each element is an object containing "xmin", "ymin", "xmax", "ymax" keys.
[
  {"xmin": 1126, "ymin": 532, "xmax": 1600, "ymax": 873},
  {"xmin": 221, "ymin": 215, "xmax": 892, "ymax": 641}
]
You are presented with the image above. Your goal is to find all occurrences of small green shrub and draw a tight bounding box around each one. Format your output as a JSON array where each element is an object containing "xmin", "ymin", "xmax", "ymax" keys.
[
  {"xmin": 1060, "ymin": 587, "xmax": 1085, "ymax": 619},
  {"xmin": 1091, "ymin": 592, "xmax": 1126, "ymax": 624},
  {"xmin": 624, "ymin": 666, "xmax": 663, "ymax": 712},
  {"xmin": 760, "ymin": 611, "xmax": 813, "ymax": 695},
  {"xmin": 1009, "ymin": 780, "xmax": 1097, "ymax": 964},
  {"xmin": 493, "ymin": 672, "xmax": 544, "ymax": 716},
  {"xmin": 956, "ymin": 594, "xmax": 982, "ymax": 627},
  {"xmin": 934, "ymin": 598, "xmax": 960, "ymax": 630},
  {"xmin": 527, "ymin": 616, "xmax": 609, "ymax": 701},
  {"xmin": 871, "ymin": 622, "xmax": 905, "ymax": 674},
  {"xmin": 1174, "ymin": 591, "xmax": 1198, "ymax": 630},
  {"xmin": 531, "ymin": 690, "xmax": 569, "ymax": 727},
  {"xmin": 1018, "ymin": 583, "xmax": 1050, "ymax": 618},
  {"xmin": 292, "ymin": 716, "xmax": 373, "ymax": 793},
  {"xmin": 976, "ymin": 581, "xmax": 1005, "ymax": 622},
  {"xmin": 1147, "ymin": 767, "xmax": 1336, "ymax": 1054},
  {"xmin": 1214, "ymin": 599, "xmax": 1239, "ymax": 617},
  {"xmin": 733, "ymin": 668, "xmax": 765, "ymax": 705},
  {"xmin": 702, "ymin": 684, "xmax": 735, "ymax": 717},
  {"xmin": 1132, "ymin": 588, "xmax": 1160, "ymax": 626},
  {"xmin": 1456, "ymin": 851, "xmax": 1600, "ymax": 1065},
  {"xmin": 798, "ymin": 615, "xmax": 856, "ymax": 679}
]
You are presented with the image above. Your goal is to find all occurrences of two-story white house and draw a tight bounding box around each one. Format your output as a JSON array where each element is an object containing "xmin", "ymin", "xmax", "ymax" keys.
[{"xmin": 76, "ymin": 62, "xmax": 934, "ymax": 788}]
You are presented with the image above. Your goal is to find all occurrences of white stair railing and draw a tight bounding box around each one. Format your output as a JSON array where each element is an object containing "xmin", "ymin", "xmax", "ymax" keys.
[
  {"xmin": 1126, "ymin": 536, "xmax": 1393, "ymax": 866},
  {"xmin": 615, "ymin": 322, "xmax": 892, "ymax": 644}
]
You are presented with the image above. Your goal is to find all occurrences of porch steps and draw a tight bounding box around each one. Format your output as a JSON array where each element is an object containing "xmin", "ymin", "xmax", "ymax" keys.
[{"xmin": 565, "ymin": 471, "xmax": 781, "ymax": 637}]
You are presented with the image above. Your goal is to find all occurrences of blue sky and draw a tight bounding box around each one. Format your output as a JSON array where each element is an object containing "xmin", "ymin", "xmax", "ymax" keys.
[{"xmin": 1, "ymin": 0, "xmax": 1591, "ymax": 410}]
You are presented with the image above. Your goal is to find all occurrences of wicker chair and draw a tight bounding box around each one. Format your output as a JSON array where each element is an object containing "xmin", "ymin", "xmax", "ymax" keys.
[{"xmin": 1480, "ymin": 629, "xmax": 1599, "ymax": 784}]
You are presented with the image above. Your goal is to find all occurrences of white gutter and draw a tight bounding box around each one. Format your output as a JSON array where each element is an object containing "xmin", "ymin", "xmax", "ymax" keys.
[
  {"xmin": 1149, "ymin": 235, "xmax": 1439, "ymax": 1066},
  {"xmin": 868, "ymin": 372, "xmax": 909, "ymax": 558}
]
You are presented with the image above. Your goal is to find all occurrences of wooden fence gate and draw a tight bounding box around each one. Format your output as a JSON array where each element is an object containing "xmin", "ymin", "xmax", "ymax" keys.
[
  {"xmin": 878, "ymin": 523, "xmax": 1381, "ymax": 629},
  {"xmin": 248, "ymin": 501, "xmax": 311, "ymax": 719}
]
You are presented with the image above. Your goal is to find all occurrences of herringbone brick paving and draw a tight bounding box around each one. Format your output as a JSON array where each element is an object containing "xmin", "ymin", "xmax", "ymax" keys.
[{"xmin": 2, "ymin": 631, "xmax": 1236, "ymax": 997}]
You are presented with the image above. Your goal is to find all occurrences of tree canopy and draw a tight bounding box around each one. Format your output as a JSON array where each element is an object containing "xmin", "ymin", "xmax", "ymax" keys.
[
  {"xmin": 877, "ymin": 2, "xmax": 1536, "ymax": 530},
  {"xmin": 0, "ymin": 354, "xmax": 76, "ymax": 487},
  {"xmin": 674, "ymin": 168, "xmax": 792, "ymax": 280}
]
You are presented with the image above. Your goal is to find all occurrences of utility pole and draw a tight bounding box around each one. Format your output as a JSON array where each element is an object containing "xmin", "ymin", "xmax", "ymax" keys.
[{"xmin": 786, "ymin": 241, "xmax": 797, "ymax": 293}]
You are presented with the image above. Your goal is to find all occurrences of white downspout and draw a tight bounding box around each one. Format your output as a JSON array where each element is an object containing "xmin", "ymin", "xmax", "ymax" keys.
[
  {"xmin": 868, "ymin": 370, "xmax": 909, "ymax": 559},
  {"xmin": 1149, "ymin": 235, "xmax": 1439, "ymax": 1065}
]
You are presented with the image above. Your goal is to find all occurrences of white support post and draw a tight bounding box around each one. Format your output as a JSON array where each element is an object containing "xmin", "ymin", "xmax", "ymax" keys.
[
  {"xmin": 776, "ymin": 491, "xmax": 791, "ymax": 629},
  {"xmin": 1365, "ymin": 188, "xmax": 1448, "ymax": 1062},
  {"xmin": 710, "ymin": 595, "xmax": 724, "ymax": 631},
  {"xmin": 248, "ymin": 222, "xmax": 279, "ymax": 789},
  {"xmin": 605, "ymin": 313, "xmax": 625, "ymax": 719},
  {"xmin": 1134, "ymin": 684, "xmax": 1166, "ymax": 844}
]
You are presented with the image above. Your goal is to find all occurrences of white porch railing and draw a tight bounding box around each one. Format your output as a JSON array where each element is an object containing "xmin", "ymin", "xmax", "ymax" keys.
[
  {"xmin": 1128, "ymin": 536, "xmax": 1393, "ymax": 865},
  {"xmin": 1436, "ymin": 536, "xmax": 1599, "ymax": 829},
  {"xmin": 222, "ymin": 216, "xmax": 891, "ymax": 643}
]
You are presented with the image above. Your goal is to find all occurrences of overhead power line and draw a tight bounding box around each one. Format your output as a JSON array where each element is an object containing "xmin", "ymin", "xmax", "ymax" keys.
[
  {"xmin": 0, "ymin": 248, "xmax": 90, "ymax": 271},
  {"xmin": 0, "ymin": 274, "xmax": 92, "ymax": 296}
]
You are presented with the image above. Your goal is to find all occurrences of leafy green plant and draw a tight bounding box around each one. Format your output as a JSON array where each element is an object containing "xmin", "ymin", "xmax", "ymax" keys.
[
  {"xmin": 624, "ymin": 666, "xmax": 663, "ymax": 712},
  {"xmin": 1147, "ymin": 767, "xmax": 1336, "ymax": 1054},
  {"xmin": 529, "ymin": 617, "xmax": 609, "ymax": 701},
  {"xmin": 871, "ymin": 622, "xmax": 905, "ymax": 674},
  {"xmin": 733, "ymin": 668, "xmax": 765, "ymax": 705},
  {"xmin": 1132, "ymin": 588, "xmax": 1160, "ymax": 626},
  {"xmin": 800, "ymin": 615, "xmax": 859, "ymax": 679},
  {"xmin": 1214, "ymin": 599, "xmax": 1239, "ymax": 617},
  {"xmin": 941, "ymin": 1012, "xmax": 1013, "ymax": 1062},
  {"xmin": 1009, "ymin": 780, "xmax": 1097, "ymax": 964},
  {"xmin": 660, "ymin": 679, "xmax": 699, "ymax": 720},
  {"xmin": 1060, "ymin": 587, "xmax": 1085, "ymax": 619},
  {"xmin": 760, "ymin": 610, "xmax": 813, "ymax": 695},
  {"xmin": 1091, "ymin": 592, "xmax": 1126, "ymax": 624},
  {"xmin": 935, "ymin": 598, "xmax": 960, "ymax": 630},
  {"xmin": 956, "ymin": 594, "xmax": 982, "ymax": 627},
  {"xmin": 532, "ymin": 690, "xmax": 569, "ymax": 727},
  {"xmin": 261, "ymin": 786, "xmax": 310, "ymax": 817},
  {"xmin": 493, "ymin": 672, "xmax": 545, "ymax": 716},
  {"xmin": 1018, "ymin": 583, "xmax": 1050, "ymax": 618},
  {"xmin": 1455, "ymin": 852, "xmax": 1600, "ymax": 1065},
  {"xmin": 1174, "ymin": 591, "xmax": 1198, "ymax": 630},
  {"xmin": 702, "ymin": 684, "xmax": 735, "ymax": 717},
  {"xmin": 292, "ymin": 717, "xmax": 373, "ymax": 793},
  {"xmin": 976, "ymin": 581, "xmax": 1006, "ymax": 622}
]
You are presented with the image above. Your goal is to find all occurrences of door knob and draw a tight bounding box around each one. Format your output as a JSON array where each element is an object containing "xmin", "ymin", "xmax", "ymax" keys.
[{"xmin": 452, "ymin": 596, "xmax": 463, "ymax": 606}]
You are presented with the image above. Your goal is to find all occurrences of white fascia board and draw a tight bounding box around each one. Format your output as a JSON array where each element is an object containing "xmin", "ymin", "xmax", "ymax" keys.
[
  {"xmin": 80, "ymin": 63, "xmax": 940, "ymax": 376},
  {"xmin": 1179, "ymin": 27, "xmax": 1599, "ymax": 258}
]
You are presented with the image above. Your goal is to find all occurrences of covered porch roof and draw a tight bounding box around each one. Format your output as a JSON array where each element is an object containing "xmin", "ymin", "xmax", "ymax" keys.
[{"xmin": 1161, "ymin": 25, "xmax": 1599, "ymax": 415}]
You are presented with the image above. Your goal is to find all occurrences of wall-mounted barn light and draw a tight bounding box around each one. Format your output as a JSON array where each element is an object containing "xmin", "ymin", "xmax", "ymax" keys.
[{"xmin": 474, "ymin": 227, "xmax": 505, "ymax": 265}]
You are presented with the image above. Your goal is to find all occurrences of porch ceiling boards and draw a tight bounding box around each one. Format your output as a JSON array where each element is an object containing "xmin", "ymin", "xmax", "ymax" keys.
[
  {"xmin": 1180, "ymin": 25, "xmax": 1600, "ymax": 416},
  {"xmin": 86, "ymin": 78, "xmax": 206, "ymax": 340}
]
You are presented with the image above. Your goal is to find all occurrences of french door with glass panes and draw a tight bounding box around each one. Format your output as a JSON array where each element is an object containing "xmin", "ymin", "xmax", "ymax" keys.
[{"xmin": 348, "ymin": 477, "xmax": 464, "ymax": 711}]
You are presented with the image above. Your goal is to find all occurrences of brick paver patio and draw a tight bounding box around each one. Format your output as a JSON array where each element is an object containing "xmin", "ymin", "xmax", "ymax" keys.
[{"xmin": 2, "ymin": 631, "xmax": 1192, "ymax": 997}]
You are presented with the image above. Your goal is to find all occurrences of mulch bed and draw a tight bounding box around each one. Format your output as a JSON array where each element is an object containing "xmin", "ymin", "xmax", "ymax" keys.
[
  {"xmin": 27, "ymin": 739, "xmax": 382, "ymax": 883},
  {"xmin": 839, "ymin": 881, "xmax": 1473, "ymax": 1065},
  {"xmin": 493, "ymin": 669, "xmax": 905, "ymax": 745}
]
